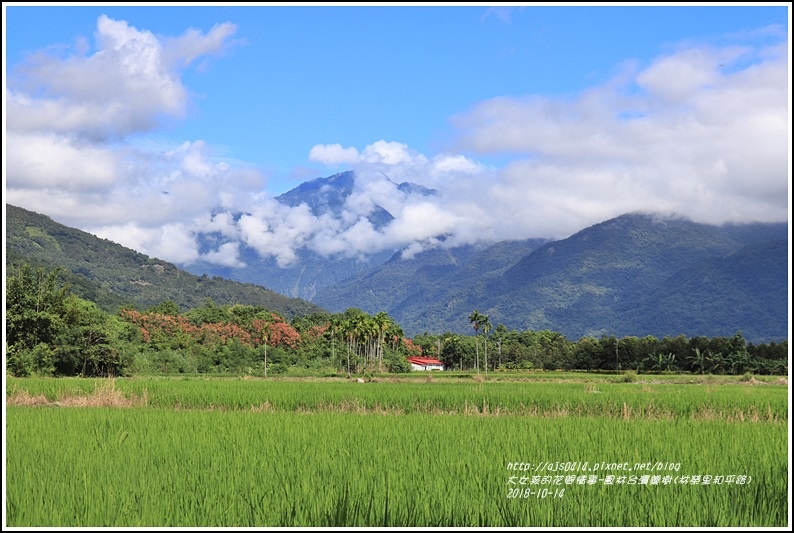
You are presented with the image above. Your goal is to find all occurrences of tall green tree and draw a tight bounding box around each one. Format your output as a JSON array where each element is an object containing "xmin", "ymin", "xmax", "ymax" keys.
[
  {"xmin": 468, "ymin": 310, "xmax": 484, "ymax": 374},
  {"xmin": 6, "ymin": 264, "xmax": 69, "ymax": 352},
  {"xmin": 481, "ymin": 314, "xmax": 492, "ymax": 377},
  {"xmin": 493, "ymin": 324, "xmax": 508, "ymax": 369},
  {"xmin": 374, "ymin": 312, "xmax": 392, "ymax": 373},
  {"xmin": 58, "ymin": 297, "xmax": 127, "ymax": 377},
  {"xmin": 6, "ymin": 264, "xmax": 69, "ymax": 375},
  {"xmin": 441, "ymin": 333, "xmax": 464, "ymax": 370},
  {"xmin": 6, "ymin": 263, "xmax": 131, "ymax": 377}
]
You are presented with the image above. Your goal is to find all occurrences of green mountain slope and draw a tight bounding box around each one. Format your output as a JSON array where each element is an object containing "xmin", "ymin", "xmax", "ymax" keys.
[
  {"xmin": 315, "ymin": 213, "xmax": 788, "ymax": 343},
  {"xmin": 314, "ymin": 238, "xmax": 549, "ymax": 334},
  {"xmin": 5, "ymin": 205, "xmax": 325, "ymax": 318},
  {"xmin": 478, "ymin": 214, "xmax": 788, "ymax": 342},
  {"xmin": 618, "ymin": 238, "xmax": 789, "ymax": 341}
]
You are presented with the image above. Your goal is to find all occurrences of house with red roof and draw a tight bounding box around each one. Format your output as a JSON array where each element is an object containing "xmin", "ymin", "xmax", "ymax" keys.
[{"xmin": 407, "ymin": 356, "xmax": 445, "ymax": 371}]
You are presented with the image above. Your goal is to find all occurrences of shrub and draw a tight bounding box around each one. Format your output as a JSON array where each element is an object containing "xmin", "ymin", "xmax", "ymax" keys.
[
  {"xmin": 385, "ymin": 353, "xmax": 411, "ymax": 373},
  {"xmin": 268, "ymin": 362, "xmax": 289, "ymax": 375}
]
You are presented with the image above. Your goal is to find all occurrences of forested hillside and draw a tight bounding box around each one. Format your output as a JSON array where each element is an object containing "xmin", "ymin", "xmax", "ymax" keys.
[
  {"xmin": 6, "ymin": 205, "xmax": 324, "ymax": 318},
  {"xmin": 315, "ymin": 213, "xmax": 788, "ymax": 343}
]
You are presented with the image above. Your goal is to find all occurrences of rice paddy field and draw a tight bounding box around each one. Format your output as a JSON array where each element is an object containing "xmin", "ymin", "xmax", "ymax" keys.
[{"xmin": 5, "ymin": 374, "xmax": 790, "ymax": 527}]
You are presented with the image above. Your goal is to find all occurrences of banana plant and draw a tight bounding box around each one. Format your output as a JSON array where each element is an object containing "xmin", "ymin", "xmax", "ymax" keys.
[
  {"xmin": 705, "ymin": 351, "xmax": 726, "ymax": 374},
  {"xmin": 727, "ymin": 349, "xmax": 753, "ymax": 375},
  {"xmin": 689, "ymin": 348, "xmax": 707, "ymax": 374}
]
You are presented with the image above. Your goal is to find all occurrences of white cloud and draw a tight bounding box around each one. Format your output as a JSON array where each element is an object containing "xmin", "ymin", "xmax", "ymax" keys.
[
  {"xmin": 429, "ymin": 154, "xmax": 486, "ymax": 177},
  {"xmin": 235, "ymin": 201, "xmax": 326, "ymax": 267},
  {"xmin": 308, "ymin": 143, "xmax": 360, "ymax": 165},
  {"xmin": 384, "ymin": 202, "xmax": 459, "ymax": 245},
  {"xmin": 92, "ymin": 222, "xmax": 199, "ymax": 265},
  {"xmin": 635, "ymin": 48, "xmax": 721, "ymax": 102},
  {"xmin": 202, "ymin": 242, "xmax": 246, "ymax": 268},
  {"xmin": 8, "ymin": 15, "xmax": 198, "ymax": 140},
  {"xmin": 6, "ymin": 18, "xmax": 787, "ymax": 272},
  {"xmin": 361, "ymin": 140, "xmax": 422, "ymax": 166},
  {"xmin": 4, "ymin": 15, "xmax": 252, "ymax": 265},
  {"xmin": 5, "ymin": 131, "xmax": 120, "ymax": 191},
  {"xmin": 6, "ymin": 13, "xmax": 240, "ymax": 180},
  {"xmin": 292, "ymin": 35, "xmax": 787, "ymax": 258},
  {"xmin": 163, "ymin": 21, "xmax": 238, "ymax": 69},
  {"xmin": 321, "ymin": 217, "xmax": 380, "ymax": 258},
  {"xmin": 447, "ymin": 38, "xmax": 789, "ymax": 232}
]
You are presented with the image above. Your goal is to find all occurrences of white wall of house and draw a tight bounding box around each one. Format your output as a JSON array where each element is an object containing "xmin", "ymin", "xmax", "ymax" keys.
[{"xmin": 410, "ymin": 363, "xmax": 444, "ymax": 371}]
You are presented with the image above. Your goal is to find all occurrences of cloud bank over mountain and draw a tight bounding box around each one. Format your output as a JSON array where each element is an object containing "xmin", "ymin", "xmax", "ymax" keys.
[{"xmin": 5, "ymin": 16, "xmax": 788, "ymax": 269}]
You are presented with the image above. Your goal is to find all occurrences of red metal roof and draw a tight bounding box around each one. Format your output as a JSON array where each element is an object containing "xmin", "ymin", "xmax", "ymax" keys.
[{"xmin": 407, "ymin": 356, "xmax": 444, "ymax": 365}]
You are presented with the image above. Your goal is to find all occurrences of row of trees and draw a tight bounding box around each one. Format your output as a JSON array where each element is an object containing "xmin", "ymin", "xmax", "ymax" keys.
[
  {"xmin": 6, "ymin": 265, "xmax": 422, "ymax": 376},
  {"xmin": 6, "ymin": 265, "xmax": 788, "ymax": 377},
  {"xmin": 415, "ymin": 309, "xmax": 787, "ymax": 375},
  {"xmin": 6, "ymin": 265, "xmax": 135, "ymax": 377}
]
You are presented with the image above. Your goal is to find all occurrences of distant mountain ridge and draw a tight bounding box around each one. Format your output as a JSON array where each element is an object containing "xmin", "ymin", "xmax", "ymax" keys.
[
  {"xmin": 475, "ymin": 213, "xmax": 788, "ymax": 342},
  {"xmin": 7, "ymin": 170, "xmax": 788, "ymax": 345},
  {"xmin": 310, "ymin": 212, "xmax": 788, "ymax": 342},
  {"xmin": 184, "ymin": 172, "xmax": 788, "ymax": 343}
]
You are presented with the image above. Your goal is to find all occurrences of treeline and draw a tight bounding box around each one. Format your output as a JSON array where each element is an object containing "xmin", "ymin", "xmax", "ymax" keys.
[
  {"xmin": 5, "ymin": 265, "xmax": 418, "ymax": 377},
  {"xmin": 6, "ymin": 264, "xmax": 788, "ymax": 377},
  {"xmin": 414, "ymin": 326, "xmax": 787, "ymax": 376}
]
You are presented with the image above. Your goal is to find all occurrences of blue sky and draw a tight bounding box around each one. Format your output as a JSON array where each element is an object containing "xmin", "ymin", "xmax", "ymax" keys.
[{"xmin": 3, "ymin": 3, "xmax": 791, "ymax": 268}]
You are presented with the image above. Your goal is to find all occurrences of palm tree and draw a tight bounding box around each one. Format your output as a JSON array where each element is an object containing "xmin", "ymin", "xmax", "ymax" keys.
[
  {"xmin": 342, "ymin": 316, "xmax": 355, "ymax": 376},
  {"xmin": 363, "ymin": 315, "xmax": 378, "ymax": 368},
  {"xmin": 328, "ymin": 314, "xmax": 342, "ymax": 368},
  {"xmin": 374, "ymin": 312, "xmax": 391, "ymax": 373},
  {"xmin": 468, "ymin": 310, "xmax": 484, "ymax": 374},
  {"xmin": 481, "ymin": 314, "xmax": 491, "ymax": 377},
  {"xmin": 352, "ymin": 315, "xmax": 366, "ymax": 373}
]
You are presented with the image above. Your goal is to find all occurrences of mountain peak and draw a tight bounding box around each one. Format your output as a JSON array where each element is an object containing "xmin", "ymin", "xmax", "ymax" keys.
[
  {"xmin": 274, "ymin": 170, "xmax": 436, "ymax": 227},
  {"xmin": 275, "ymin": 171, "xmax": 356, "ymax": 213}
]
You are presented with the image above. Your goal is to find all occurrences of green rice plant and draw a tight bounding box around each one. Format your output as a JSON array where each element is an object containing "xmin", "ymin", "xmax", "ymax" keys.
[
  {"xmin": 6, "ymin": 405, "xmax": 787, "ymax": 527},
  {"xmin": 6, "ymin": 377, "xmax": 788, "ymax": 421}
]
